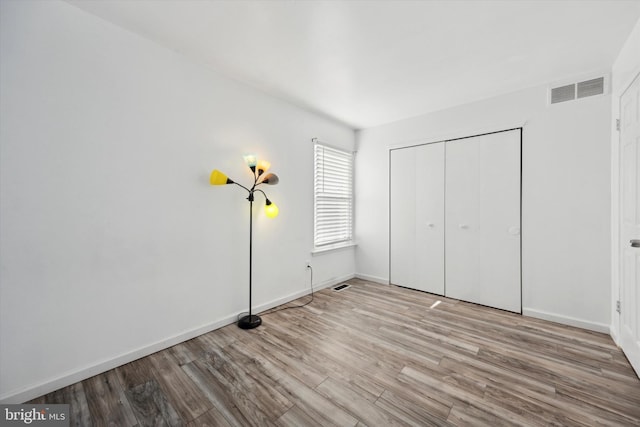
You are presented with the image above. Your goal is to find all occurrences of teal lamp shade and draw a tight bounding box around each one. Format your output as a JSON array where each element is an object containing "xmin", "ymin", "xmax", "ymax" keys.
[{"xmin": 243, "ymin": 154, "xmax": 257, "ymax": 168}]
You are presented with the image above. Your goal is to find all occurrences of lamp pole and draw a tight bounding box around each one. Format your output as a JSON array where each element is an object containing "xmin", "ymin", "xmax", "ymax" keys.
[
  {"xmin": 249, "ymin": 192, "xmax": 252, "ymax": 321},
  {"xmin": 238, "ymin": 191, "xmax": 261, "ymax": 329}
]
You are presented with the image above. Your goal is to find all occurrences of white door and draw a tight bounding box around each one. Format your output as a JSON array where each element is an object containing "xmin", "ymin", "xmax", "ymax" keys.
[
  {"xmin": 390, "ymin": 143, "xmax": 445, "ymax": 294},
  {"xmin": 445, "ymin": 130, "xmax": 521, "ymax": 312},
  {"xmin": 620, "ymin": 72, "xmax": 640, "ymax": 376}
]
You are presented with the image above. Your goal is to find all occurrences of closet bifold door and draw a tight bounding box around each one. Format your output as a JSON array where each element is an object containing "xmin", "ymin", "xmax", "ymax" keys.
[
  {"xmin": 390, "ymin": 142, "xmax": 445, "ymax": 295},
  {"xmin": 445, "ymin": 130, "xmax": 521, "ymax": 312}
]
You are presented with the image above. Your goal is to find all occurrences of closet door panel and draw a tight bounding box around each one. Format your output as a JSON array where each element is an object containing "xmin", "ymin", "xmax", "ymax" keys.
[
  {"xmin": 445, "ymin": 130, "xmax": 521, "ymax": 312},
  {"xmin": 415, "ymin": 143, "xmax": 445, "ymax": 294},
  {"xmin": 390, "ymin": 148, "xmax": 417, "ymax": 289},
  {"xmin": 390, "ymin": 143, "xmax": 445, "ymax": 294},
  {"xmin": 478, "ymin": 132, "xmax": 521, "ymax": 311},
  {"xmin": 445, "ymin": 139, "xmax": 481, "ymax": 299}
]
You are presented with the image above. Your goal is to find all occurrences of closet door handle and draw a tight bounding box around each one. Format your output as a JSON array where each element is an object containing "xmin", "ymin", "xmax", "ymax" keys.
[
  {"xmin": 631, "ymin": 239, "xmax": 640, "ymax": 248},
  {"xmin": 458, "ymin": 224, "xmax": 469, "ymax": 230},
  {"xmin": 508, "ymin": 226, "xmax": 520, "ymax": 236},
  {"xmin": 427, "ymin": 223, "xmax": 435, "ymax": 228}
]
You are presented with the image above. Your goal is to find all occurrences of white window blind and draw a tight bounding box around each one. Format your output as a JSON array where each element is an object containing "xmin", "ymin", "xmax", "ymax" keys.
[{"xmin": 314, "ymin": 143, "xmax": 353, "ymax": 247}]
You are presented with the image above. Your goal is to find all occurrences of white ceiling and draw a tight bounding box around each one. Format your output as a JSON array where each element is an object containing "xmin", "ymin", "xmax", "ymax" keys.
[{"xmin": 67, "ymin": 0, "xmax": 640, "ymax": 129}]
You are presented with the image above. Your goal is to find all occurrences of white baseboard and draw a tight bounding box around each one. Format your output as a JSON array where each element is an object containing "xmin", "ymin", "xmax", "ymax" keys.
[
  {"xmin": 354, "ymin": 273, "xmax": 388, "ymax": 285},
  {"xmin": 610, "ymin": 324, "xmax": 620, "ymax": 346},
  {"xmin": 522, "ymin": 308, "xmax": 610, "ymax": 334},
  {"xmin": 0, "ymin": 314, "xmax": 238, "ymax": 404},
  {"xmin": 251, "ymin": 273, "xmax": 355, "ymax": 315},
  {"xmin": 0, "ymin": 274, "xmax": 355, "ymax": 404}
]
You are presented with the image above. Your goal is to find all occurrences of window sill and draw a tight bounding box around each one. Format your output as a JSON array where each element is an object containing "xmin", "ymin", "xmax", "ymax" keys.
[{"xmin": 311, "ymin": 242, "xmax": 357, "ymax": 255}]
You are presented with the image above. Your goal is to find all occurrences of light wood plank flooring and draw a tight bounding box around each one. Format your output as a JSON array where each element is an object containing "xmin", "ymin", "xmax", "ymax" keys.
[{"xmin": 30, "ymin": 279, "xmax": 640, "ymax": 426}]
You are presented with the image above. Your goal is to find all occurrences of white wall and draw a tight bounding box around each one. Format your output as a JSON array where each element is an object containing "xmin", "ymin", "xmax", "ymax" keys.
[
  {"xmin": 356, "ymin": 82, "xmax": 611, "ymax": 332},
  {"xmin": 610, "ymin": 17, "xmax": 640, "ymax": 343},
  {"xmin": 0, "ymin": 0, "xmax": 355, "ymax": 403}
]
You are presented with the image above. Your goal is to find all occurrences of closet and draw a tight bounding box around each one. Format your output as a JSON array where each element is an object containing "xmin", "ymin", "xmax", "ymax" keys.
[{"xmin": 390, "ymin": 128, "xmax": 521, "ymax": 313}]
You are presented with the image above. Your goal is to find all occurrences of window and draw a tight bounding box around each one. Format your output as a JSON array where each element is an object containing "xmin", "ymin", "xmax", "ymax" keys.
[{"xmin": 314, "ymin": 143, "xmax": 354, "ymax": 248}]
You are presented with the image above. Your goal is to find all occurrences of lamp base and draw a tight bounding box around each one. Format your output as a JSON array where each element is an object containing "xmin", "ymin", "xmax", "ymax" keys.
[{"xmin": 237, "ymin": 314, "xmax": 262, "ymax": 329}]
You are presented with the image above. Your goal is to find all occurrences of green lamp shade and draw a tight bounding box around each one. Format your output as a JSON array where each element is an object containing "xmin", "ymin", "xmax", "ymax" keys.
[
  {"xmin": 261, "ymin": 173, "xmax": 279, "ymax": 185},
  {"xmin": 210, "ymin": 169, "xmax": 233, "ymax": 185},
  {"xmin": 265, "ymin": 200, "xmax": 279, "ymax": 218}
]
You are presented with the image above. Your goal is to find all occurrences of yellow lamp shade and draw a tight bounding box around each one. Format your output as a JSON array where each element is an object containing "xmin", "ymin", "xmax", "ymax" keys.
[
  {"xmin": 265, "ymin": 200, "xmax": 279, "ymax": 218},
  {"xmin": 210, "ymin": 169, "xmax": 233, "ymax": 185},
  {"xmin": 257, "ymin": 159, "xmax": 271, "ymax": 175}
]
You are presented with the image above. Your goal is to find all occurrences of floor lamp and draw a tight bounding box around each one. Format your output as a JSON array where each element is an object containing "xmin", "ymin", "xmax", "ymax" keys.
[{"xmin": 210, "ymin": 155, "xmax": 279, "ymax": 329}]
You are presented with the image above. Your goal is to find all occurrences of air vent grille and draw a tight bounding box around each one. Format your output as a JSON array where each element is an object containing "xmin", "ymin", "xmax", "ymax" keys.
[
  {"xmin": 550, "ymin": 76, "xmax": 606, "ymax": 105},
  {"xmin": 550, "ymin": 84, "xmax": 576, "ymax": 104},
  {"xmin": 577, "ymin": 77, "xmax": 604, "ymax": 98}
]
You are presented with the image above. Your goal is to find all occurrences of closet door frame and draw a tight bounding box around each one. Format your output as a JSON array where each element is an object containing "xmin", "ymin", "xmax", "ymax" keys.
[{"xmin": 388, "ymin": 127, "xmax": 522, "ymax": 313}]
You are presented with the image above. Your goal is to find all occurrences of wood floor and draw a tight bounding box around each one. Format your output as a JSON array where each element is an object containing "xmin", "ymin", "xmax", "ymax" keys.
[{"xmin": 31, "ymin": 279, "xmax": 640, "ymax": 426}]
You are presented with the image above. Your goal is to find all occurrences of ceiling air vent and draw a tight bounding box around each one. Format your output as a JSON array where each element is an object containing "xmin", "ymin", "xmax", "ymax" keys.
[
  {"xmin": 550, "ymin": 84, "xmax": 576, "ymax": 104},
  {"xmin": 577, "ymin": 77, "xmax": 604, "ymax": 98}
]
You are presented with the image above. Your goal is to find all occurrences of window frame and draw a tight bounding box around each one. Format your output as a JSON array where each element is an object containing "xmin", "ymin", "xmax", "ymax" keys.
[{"xmin": 313, "ymin": 142, "xmax": 354, "ymax": 250}]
